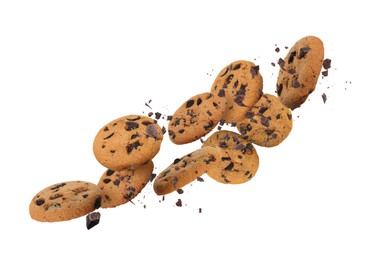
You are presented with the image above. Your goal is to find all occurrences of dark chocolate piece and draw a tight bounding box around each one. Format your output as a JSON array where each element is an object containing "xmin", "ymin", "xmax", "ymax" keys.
[
  {"xmin": 323, "ymin": 58, "xmax": 331, "ymax": 69},
  {"xmin": 86, "ymin": 212, "xmax": 101, "ymax": 230},
  {"xmin": 298, "ymin": 47, "xmax": 311, "ymax": 59}
]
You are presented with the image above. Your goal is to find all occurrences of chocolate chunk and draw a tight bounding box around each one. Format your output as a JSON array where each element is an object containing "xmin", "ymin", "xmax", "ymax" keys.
[
  {"xmin": 203, "ymin": 121, "xmax": 214, "ymax": 130},
  {"xmin": 323, "ymin": 58, "xmax": 331, "ymax": 69},
  {"xmin": 245, "ymin": 111, "xmax": 255, "ymax": 118},
  {"xmin": 178, "ymin": 129, "xmax": 185, "ymax": 134},
  {"xmin": 322, "ymin": 70, "xmax": 328, "ymax": 77},
  {"xmin": 218, "ymin": 141, "xmax": 228, "ymax": 148},
  {"xmin": 275, "ymin": 47, "xmax": 280, "ymax": 53},
  {"xmin": 176, "ymin": 199, "xmax": 182, "ymax": 207},
  {"xmin": 173, "ymin": 158, "xmax": 181, "ymax": 164},
  {"xmin": 106, "ymin": 169, "xmax": 115, "ymax": 176},
  {"xmin": 161, "ymin": 126, "xmax": 166, "ymax": 135},
  {"xmin": 148, "ymin": 112, "xmax": 153, "ymax": 117},
  {"xmin": 126, "ymin": 141, "xmax": 142, "ymax": 154},
  {"xmin": 250, "ymin": 65, "xmax": 260, "ymax": 78},
  {"xmin": 224, "ymin": 162, "xmax": 234, "ymax": 171},
  {"xmin": 261, "ymin": 116, "xmax": 270, "ymax": 127},
  {"xmin": 207, "ymin": 110, "xmax": 213, "ymax": 116},
  {"xmin": 197, "ymin": 98, "xmax": 202, "ymax": 106},
  {"xmin": 293, "ymin": 78, "xmax": 301, "ymax": 88},
  {"xmin": 322, "ymin": 93, "xmax": 327, "ymax": 103},
  {"xmin": 218, "ymin": 89, "xmax": 225, "ymax": 97},
  {"xmin": 94, "ymin": 197, "xmax": 102, "ymax": 209},
  {"xmin": 278, "ymin": 58, "xmax": 285, "ymax": 68},
  {"xmin": 149, "ymin": 173, "xmax": 157, "ymax": 182},
  {"xmin": 177, "ymin": 188, "xmax": 184, "ymax": 194},
  {"xmin": 233, "ymin": 63, "xmax": 241, "ymax": 70},
  {"xmin": 196, "ymin": 176, "xmax": 204, "ymax": 182},
  {"xmin": 226, "ymin": 74, "xmax": 234, "ymax": 84},
  {"xmin": 168, "ymin": 130, "xmax": 176, "ymax": 139},
  {"xmin": 288, "ymin": 68, "xmax": 296, "ymax": 74},
  {"xmin": 86, "ymin": 212, "xmax": 101, "ymax": 230},
  {"xmin": 155, "ymin": 112, "xmax": 162, "ymax": 120},
  {"xmin": 146, "ymin": 124, "xmax": 159, "ymax": 139},
  {"xmin": 50, "ymin": 183, "xmax": 66, "ymax": 190},
  {"xmin": 288, "ymin": 51, "xmax": 297, "ymax": 64},
  {"xmin": 298, "ymin": 47, "xmax": 311, "ymax": 59},
  {"xmin": 233, "ymin": 84, "xmax": 247, "ymax": 106},
  {"xmin": 186, "ymin": 100, "xmax": 195, "ymax": 108},
  {"xmin": 277, "ymin": 83, "xmax": 283, "ymax": 96},
  {"xmin": 103, "ymin": 132, "xmax": 114, "ymax": 139},
  {"xmin": 113, "ymin": 179, "xmax": 120, "ymax": 186},
  {"xmin": 258, "ymin": 107, "xmax": 268, "ymax": 114},
  {"xmin": 35, "ymin": 198, "xmax": 45, "ymax": 206},
  {"xmin": 271, "ymin": 62, "xmax": 276, "ymax": 67},
  {"xmin": 125, "ymin": 121, "xmax": 139, "ymax": 131},
  {"xmin": 167, "ymin": 115, "xmax": 173, "ymax": 121}
]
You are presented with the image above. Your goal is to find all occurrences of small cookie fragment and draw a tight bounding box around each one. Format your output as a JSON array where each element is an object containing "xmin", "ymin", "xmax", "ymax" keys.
[
  {"xmin": 211, "ymin": 60, "xmax": 263, "ymax": 124},
  {"xmin": 29, "ymin": 181, "xmax": 102, "ymax": 222},
  {"xmin": 168, "ymin": 92, "xmax": 227, "ymax": 144},
  {"xmin": 86, "ymin": 212, "xmax": 101, "ymax": 230},
  {"xmin": 202, "ymin": 130, "xmax": 259, "ymax": 184},
  {"xmin": 237, "ymin": 94, "xmax": 293, "ymax": 147},
  {"xmin": 276, "ymin": 35, "xmax": 324, "ymax": 110},
  {"xmin": 93, "ymin": 114, "xmax": 163, "ymax": 171},
  {"xmin": 98, "ymin": 160, "xmax": 154, "ymax": 208},
  {"xmin": 153, "ymin": 146, "xmax": 222, "ymax": 195}
]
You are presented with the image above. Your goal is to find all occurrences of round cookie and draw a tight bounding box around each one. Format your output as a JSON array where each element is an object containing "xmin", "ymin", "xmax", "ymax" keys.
[
  {"xmin": 29, "ymin": 181, "xmax": 102, "ymax": 222},
  {"xmin": 211, "ymin": 60, "xmax": 263, "ymax": 124},
  {"xmin": 93, "ymin": 115, "xmax": 163, "ymax": 171},
  {"xmin": 168, "ymin": 92, "xmax": 227, "ymax": 144},
  {"xmin": 202, "ymin": 130, "xmax": 259, "ymax": 184},
  {"xmin": 98, "ymin": 160, "xmax": 154, "ymax": 208},
  {"xmin": 237, "ymin": 94, "xmax": 293, "ymax": 147},
  {"xmin": 153, "ymin": 146, "xmax": 222, "ymax": 195},
  {"xmin": 276, "ymin": 35, "xmax": 324, "ymax": 110}
]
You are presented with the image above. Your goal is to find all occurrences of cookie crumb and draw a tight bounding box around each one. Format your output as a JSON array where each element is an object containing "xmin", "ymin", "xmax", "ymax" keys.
[{"xmin": 176, "ymin": 199, "xmax": 182, "ymax": 207}]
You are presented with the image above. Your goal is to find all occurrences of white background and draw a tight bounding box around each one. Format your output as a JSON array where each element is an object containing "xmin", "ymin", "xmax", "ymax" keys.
[{"xmin": 1, "ymin": 1, "xmax": 365, "ymax": 259}]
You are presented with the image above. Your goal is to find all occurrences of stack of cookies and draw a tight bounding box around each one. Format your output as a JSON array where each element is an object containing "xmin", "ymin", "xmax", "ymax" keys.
[{"xmin": 29, "ymin": 35, "xmax": 325, "ymax": 228}]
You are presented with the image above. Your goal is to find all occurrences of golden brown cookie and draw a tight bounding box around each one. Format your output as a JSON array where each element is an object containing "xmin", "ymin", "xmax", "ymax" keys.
[
  {"xmin": 211, "ymin": 60, "xmax": 263, "ymax": 124},
  {"xmin": 153, "ymin": 146, "xmax": 222, "ymax": 195},
  {"xmin": 168, "ymin": 92, "xmax": 227, "ymax": 144},
  {"xmin": 202, "ymin": 130, "xmax": 259, "ymax": 184},
  {"xmin": 98, "ymin": 160, "xmax": 154, "ymax": 208},
  {"xmin": 29, "ymin": 181, "xmax": 102, "ymax": 222},
  {"xmin": 93, "ymin": 115, "xmax": 163, "ymax": 171},
  {"xmin": 276, "ymin": 35, "xmax": 324, "ymax": 110},
  {"xmin": 237, "ymin": 94, "xmax": 293, "ymax": 147}
]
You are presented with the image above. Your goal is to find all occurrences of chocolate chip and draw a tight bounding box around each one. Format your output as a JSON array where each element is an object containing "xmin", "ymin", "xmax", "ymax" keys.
[
  {"xmin": 113, "ymin": 179, "xmax": 120, "ymax": 186},
  {"xmin": 103, "ymin": 132, "xmax": 114, "ymax": 139},
  {"xmin": 35, "ymin": 198, "xmax": 45, "ymax": 206},
  {"xmin": 177, "ymin": 188, "xmax": 184, "ymax": 194},
  {"xmin": 50, "ymin": 183, "xmax": 66, "ymax": 190},
  {"xmin": 323, "ymin": 58, "xmax": 331, "ymax": 69},
  {"xmin": 131, "ymin": 133, "xmax": 140, "ymax": 139},
  {"xmin": 86, "ymin": 212, "xmax": 101, "ymax": 230},
  {"xmin": 167, "ymin": 115, "xmax": 173, "ymax": 121},
  {"xmin": 127, "ymin": 116, "xmax": 141, "ymax": 121},
  {"xmin": 220, "ymin": 67, "xmax": 229, "ymax": 77},
  {"xmin": 224, "ymin": 162, "xmax": 234, "ymax": 171},
  {"xmin": 293, "ymin": 78, "xmax": 301, "ymax": 88},
  {"xmin": 287, "ymin": 113, "xmax": 292, "ymax": 120},
  {"xmin": 221, "ymin": 156, "xmax": 231, "ymax": 161},
  {"xmin": 322, "ymin": 93, "xmax": 327, "ymax": 103},
  {"xmin": 197, "ymin": 176, "xmax": 204, "ymax": 182},
  {"xmin": 161, "ymin": 126, "xmax": 166, "ymax": 135},
  {"xmin": 148, "ymin": 112, "xmax": 153, "ymax": 117},
  {"xmin": 250, "ymin": 65, "xmax": 260, "ymax": 78},
  {"xmin": 50, "ymin": 194, "xmax": 62, "ymax": 200},
  {"xmin": 234, "ymin": 84, "xmax": 247, "ymax": 106},
  {"xmin": 298, "ymin": 47, "xmax": 311, "ymax": 59},
  {"xmin": 288, "ymin": 68, "xmax": 296, "ymax": 74},
  {"xmin": 218, "ymin": 141, "xmax": 228, "ymax": 148},
  {"xmin": 233, "ymin": 63, "xmax": 241, "ymax": 70},
  {"xmin": 226, "ymin": 74, "xmax": 234, "ymax": 84},
  {"xmin": 168, "ymin": 130, "xmax": 176, "ymax": 139},
  {"xmin": 275, "ymin": 47, "xmax": 280, "ymax": 53},
  {"xmin": 82, "ymin": 194, "xmax": 88, "ymax": 198},
  {"xmin": 258, "ymin": 107, "xmax": 268, "ymax": 114},
  {"xmin": 322, "ymin": 70, "xmax": 328, "ymax": 77},
  {"xmin": 173, "ymin": 158, "xmax": 181, "ymax": 164},
  {"xmin": 125, "ymin": 121, "xmax": 139, "ymax": 131},
  {"xmin": 218, "ymin": 89, "xmax": 225, "ymax": 97},
  {"xmin": 106, "ymin": 169, "xmax": 115, "ymax": 176},
  {"xmin": 126, "ymin": 141, "xmax": 142, "ymax": 154},
  {"xmin": 103, "ymin": 178, "xmax": 111, "ymax": 184},
  {"xmin": 261, "ymin": 116, "xmax": 270, "ymax": 127},
  {"xmin": 176, "ymin": 199, "xmax": 182, "ymax": 207},
  {"xmin": 149, "ymin": 173, "xmax": 157, "ymax": 182},
  {"xmin": 178, "ymin": 129, "xmax": 185, "ymax": 134},
  {"xmin": 207, "ymin": 110, "xmax": 213, "ymax": 116},
  {"xmin": 155, "ymin": 112, "xmax": 162, "ymax": 120},
  {"xmin": 186, "ymin": 100, "xmax": 195, "ymax": 108},
  {"xmin": 110, "ymin": 150, "xmax": 116, "ymax": 154},
  {"xmin": 146, "ymin": 124, "xmax": 159, "ymax": 139},
  {"xmin": 277, "ymin": 84, "xmax": 283, "ymax": 96},
  {"xmin": 271, "ymin": 62, "xmax": 276, "ymax": 67},
  {"xmin": 94, "ymin": 197, "xmax": 102, "ymax": 209},
  {"xmin": 245, "ymin": 111, "xmax": 255, "ymax": 118},
  {"xmin": 103, "ymin": 127, "xmax": 109, "ymax": 131},
  {"xmin": 288, "ymin": 51, "xmax": 297, "ymax": 63},
  {"xmin": 203, "ymin": 121, "xmax": 214, "ymax": 130},
  {"xmin": 197, "ymin": 98, "xmax": 202, "ymax": 106}
]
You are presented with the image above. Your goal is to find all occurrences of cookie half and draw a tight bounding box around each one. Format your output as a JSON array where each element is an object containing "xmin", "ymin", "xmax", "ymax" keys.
[
  {"xmin": 237, "ymin": 94, "xmax": 293, "ymax": 147},
  {"xmin": 168, "ymin": 92, "xmax": 227, "ymax": 144},
  {"xmin": 276, "ymin": 35, "xmax": 324, "ymax": 110},
  {"xmin": 202, "ymin": 130, "xmax": 259, "ymax": 184},
  {"xmin": 29, "ymin": 181, "xmax": 102, "ymax": 222},
  {"xmin": 211, "ymin": 60, "xmax": 263, "ymax": 124},
  {"xmin": 153, "ymin": 146, "xmax": 222, "ymax": 195},
  {"xmin": 93, "ymin": 115, "xmax": 163, "ymax": 171},
  {"xmin": 98, "ymin": 160, "xmax": 154, "ymax": 208}
]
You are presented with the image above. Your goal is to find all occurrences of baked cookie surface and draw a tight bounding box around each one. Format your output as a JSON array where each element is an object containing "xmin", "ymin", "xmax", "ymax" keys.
[
  {"xmin": 237, "ymin": 94, "xmax": 293, "ymax": 147},
  {"xmin": 98, "ymin": 160, "xmax": 154, "ymax": 208},
  {"xmin": 153, "ymin": 146, "xmax": 222, "ymax": 195},
  {"xmin": 276, "ymin": 35, "xmax": 324, "ymax": 110},
  {"xmin": 29, "ymin": 181, "xmax": 102, "ymax": 222},
  {"xmin": 202, "ymin": 130, "xmax": 259, "ymax": 184},
  {"xmin": 93, "ymin": 115, "xmax": 163, "ymax": 171},
  {"xmin": 168, "ymin": 92, "xmax": 226, "ymax": 144},
  {"xmin": 211, "ymin": 60, "xmax": 263, "ymax": 124}
]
